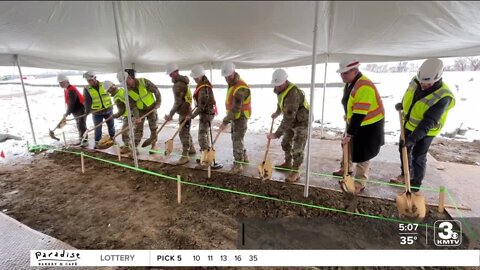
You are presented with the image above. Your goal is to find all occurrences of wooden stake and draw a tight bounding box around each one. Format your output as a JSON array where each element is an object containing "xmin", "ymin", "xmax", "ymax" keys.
[
  {"xmin": 438, "ymin": 186, "xmax": 445, "ymax": 213},
  {"xmin": 177, "ymin": 175, "xmax": 181, "ymax": 204},
  {"xmin": 116, "ymin": 144, "xmax": 121, "ymax": 161},
  {"xmin": 62, "ymin": 131, "xmax": 67, "ymax": 147},
  {"xmin": 207, "ymin": 165, "xmax": 211, "ymax": 179},
  {"xmin": 81, "ymin": 152, "xmax": 85, "ymax": 174}
]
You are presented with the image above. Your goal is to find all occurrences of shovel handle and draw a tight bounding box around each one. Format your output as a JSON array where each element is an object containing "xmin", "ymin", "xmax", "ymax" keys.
[
  {"xmin": 113, "ymin": 109, "xmax": 157, "ymax": 139},
  {"xmin": 170, "ymin": 117, "xmax": 189, "ymax": 140},
  {"xmin": 263, "ymin": 119, "xmax": 275, "ymax": 162},
  {"xmin": 155, "ymin": 119, "xmax": 169, "ymax": 136},
  {"xmin": 399, "ymin": 110, "xmax": 411, "ymax": 192},
  {"xmin": 66, "ymin": 113, "xmax": 87, "ymax": 121},
  {"xmin": 82, "ymin": 114, "xmax": 114, "ymax": 139},
  {"xmin": 211, "ymin": 128, "xmax": 224, "ymax": 147},
  {"xmin": 342, "ymin": 141, "xmax": 350, "ymax": 178}
]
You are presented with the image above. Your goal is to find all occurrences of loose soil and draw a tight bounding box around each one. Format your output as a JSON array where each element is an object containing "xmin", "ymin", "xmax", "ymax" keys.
[{"xmin": 429, "ymin": 138, "xmax": 480, "ymax": 166}]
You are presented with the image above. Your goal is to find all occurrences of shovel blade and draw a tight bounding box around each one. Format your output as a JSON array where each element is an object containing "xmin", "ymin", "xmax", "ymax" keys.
[
  {"xmin": 202, "ymin": 149, "xmax": 215, "ymax": 166},
  {"xmin": 58, "ymin": 118, "xmax": 67, "ymax": 129},
  {"xmin": 339, "ymin": 175, "xmax": 356, "ymax": 194},
  {"xmin": 49, "ymin": 130, "xmax": 60, "ymax": 141},
  {"xmin": 200, "ymin": 149, "xmax": 209, "ymax": 166},
  {"xmin": 164, "ymin": 140, "xmax": 173, "ymax": 156},
  {"xmin": 395, "ymin": 192, "xmax": 426, "ymax": 220},
  {"xmin": 142, "ymin": 138, "xmax": 153, "ymax": 147}
]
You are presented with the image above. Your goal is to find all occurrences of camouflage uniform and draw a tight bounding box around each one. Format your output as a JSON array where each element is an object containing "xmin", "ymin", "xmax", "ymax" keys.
[
  {"xmin": 111, "ymin": 88, "xmax": 137, "ymax": 147},
  {"xmin": 223, "ymin": 72, "xmax": 251, "ymax": 163},
  {"xmin": 273, "ymin": 82, "xmax": 310, "ymax": 171},
  {"xmin": 167, "ymin": 75, "xmax": 193, "ymax": 154},
  {"xmin": 191, "ymin": 76, "xmax": 216, "ymax": 151},
  {"xmin": 127, "ymin": 78, "xmax": 161, "ymax": 146}
]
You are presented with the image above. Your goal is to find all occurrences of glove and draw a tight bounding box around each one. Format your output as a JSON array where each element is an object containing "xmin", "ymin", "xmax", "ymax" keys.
[
  {"xmin": 399, "ymin": 138, "xmax": 414, "ymax": 149},
  {"xmin": 395, "ymin": 102, "xmax": 403, "ymax": 111}
]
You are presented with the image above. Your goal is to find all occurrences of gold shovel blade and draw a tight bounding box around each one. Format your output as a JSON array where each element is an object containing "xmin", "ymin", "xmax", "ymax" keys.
[
  {"xmin": 339, "ymin": 175, "xmax": 356, "ymax": 194},
  {"xmin": 57, "ymin": 118, "xmax": 67, "ymax": 129},
  {"xmin": 396, "ymin": 192, "xmax": 426, "ymax": 220},
  {"xmin": 164, "ymin": 139, "xmax": 173, "ymax": 156}
]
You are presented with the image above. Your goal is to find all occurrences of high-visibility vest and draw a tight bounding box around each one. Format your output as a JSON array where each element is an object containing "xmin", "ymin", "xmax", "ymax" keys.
[
  {"xmin": 184, "ymin": 85, "xmax": 192, "ymax": 105},
  {"xmin": 225, "ymin": 78, "xmax": 251, "ymax": 119},
  {"xmin": 87, "ymin": 82, "xmax": 112, "ymax": 110},
  {"xmin": 194, "ymin": 83, "xmax": 217, "ymax": 115},
  {"xmin": 402, "ymin": 79, "xmax": 455, "ymax": 136},
  {"xmin": 347, "ymin": 75, "xmax": 385, "ymax": 126},
  {"xmin": 277, "ymin": 82, "xmax": 310, "ymax": 112},
  {"xmin": 114, "ymin": 88, "xmax": 128, "ymax": 117},
  {"xmin": 128, "ymin": 78, "xmax": 156, "ymax": 110}
]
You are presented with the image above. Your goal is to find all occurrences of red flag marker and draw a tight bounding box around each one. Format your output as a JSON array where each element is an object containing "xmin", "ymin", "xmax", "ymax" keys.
[{"xmin": 0, "ymin": 150, "xmax": 4, "ymax": 159}]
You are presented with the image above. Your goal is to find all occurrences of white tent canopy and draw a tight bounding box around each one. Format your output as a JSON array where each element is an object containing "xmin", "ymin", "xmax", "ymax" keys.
[{"xmin": 1, "ymin": 1, "xmax": 480, "ymax": 72}]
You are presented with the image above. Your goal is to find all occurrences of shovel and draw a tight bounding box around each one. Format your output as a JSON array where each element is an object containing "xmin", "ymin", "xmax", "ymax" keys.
[
  {"xmin": 142, "ymin": 119, "xmax": 169, "ymax": 147},
  {"xmin": 338, "ymin": 140, "xmax": 356, "ymax": 194},
  {"xmin": 48, "ymin": 116, "xmax": 67, "ymax": 141},
  {"xmin": 258, "ymin": 119, "xmax": 275, "ymax": 180},
  {"xmin": 395, "ymin": 110, "xmax": 426, "ymax": 220},
  {"xmin": 200, "ymin": 126, "xmax": 223, "ymax": 166},
  {"xmin": 164, "ymin": 117, "xmax": 189, "ymax": 156},
  {"xmin": 81, "ymin": 114, "xmax": 114, "ymax": 142}
]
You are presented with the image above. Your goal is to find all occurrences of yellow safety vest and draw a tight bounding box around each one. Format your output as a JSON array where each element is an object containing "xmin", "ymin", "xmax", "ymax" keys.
[
  {"xmin": 184, "ymin": 85, "xmax": 192, "ymax": 105},
  {"xmin": 277, "ymin": 82, "xmax": 310, "ymax": 112},
  {"xmin": 114, "ymin": 88, "xmax": 128, "ymax": 117},
  {"xmin": 402, "ymin": 79, "xmax": 455, "ymax": 136},
  {"xmin": 347, "ymin": 75, "xmax": 385, "ymax": 126},
  {"xmin": 87, "ymin": 82, "xmax": 112, "ymax": 110},
  {"xmin": 225, "ymin": 78, "xmax": 251, "ymax": 119},
  {"xmin": 128, "ymin": 78, "xmax": 155, "ymax": 110}
]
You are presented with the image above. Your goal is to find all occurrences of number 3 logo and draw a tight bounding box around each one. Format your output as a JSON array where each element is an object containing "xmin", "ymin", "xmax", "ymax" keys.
[{"xmin": 438, "ymin": 221, "xmax": 453, "ymax": 240}]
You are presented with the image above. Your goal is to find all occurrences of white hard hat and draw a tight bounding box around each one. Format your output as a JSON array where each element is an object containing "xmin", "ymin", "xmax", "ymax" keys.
[
  {"xmin": 116, "ymin": 70, "xmax": 130, "ymax": 84},
  {"xmin": 221, "ymin": 61, "xmax": 235, "ymax": 77},
  {"xmin": 417, "ymin": 58, "xmax": 443, "ymax": 84},
  {"xmin": 166, "ymin": 63, "xmax": 179, "ymax": 75},
  {"xmin": 336, "ymin": 59, "xmax": 360, "ymax": 73},
  {"xmin": 190, "ymin": 65, "xmax": 205, "ymax": 79},
  {"xmin": 83, "ymin": 71, "xmax": 96, "ymax": 80},
  {"xmin": 271, "ymin": 69, "xmax": 288, "ymax": 87},
  {"xmin": 57, "ymin": 74, "xmax": 69, "ymax": 83},
  {"xmin": 103, "ymin": 80, "xmax": 115, "ymax": 91}
]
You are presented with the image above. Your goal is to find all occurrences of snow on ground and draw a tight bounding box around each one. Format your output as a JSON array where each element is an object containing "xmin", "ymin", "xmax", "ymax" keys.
[{"xmin": 1, "ymin": 66, "xmax": 479, "ymax": 162}]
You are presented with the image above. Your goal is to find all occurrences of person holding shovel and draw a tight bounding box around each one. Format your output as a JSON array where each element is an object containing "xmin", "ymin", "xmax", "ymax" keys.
[
  {"xmin": 336, "ymin": 59, "xmax": 385, "ymax": 194},
  {"xmin": 82, "ymin": 71, "xmax": 115, "ymax": 149},
  {"xmin": 189, "ymin": 65, "xmax": 218, "ymax": 168},
  {"xmin": 57, "ymin": 74, "xmax": 88, "ymax": 146},
  {"xmin": 390, "ymin": 58, "xmax": 455, "ymax": 193},
  {"xmin": 218, "ymin": 61, "xmax": 251, "ymax": 174},
  {"xmin": 164, "ymin": 63, "xmax": 196, "ymax": 165},
  {"xmin": 103, "ymin": 80, "xmax": 137, "ymax": 154},
  {"xmin": 267, "ymin": 69, "xmax": 310, "ymax": 183},
  {"xmin": 116, "ymin": 71, "xmax": 161, "ymax": 152}
]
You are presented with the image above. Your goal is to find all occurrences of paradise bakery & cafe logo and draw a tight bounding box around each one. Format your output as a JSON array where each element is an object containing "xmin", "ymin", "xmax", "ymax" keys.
[{"xmin": 32, "ymin": 250, "xmax": 81, "ymax": 266}]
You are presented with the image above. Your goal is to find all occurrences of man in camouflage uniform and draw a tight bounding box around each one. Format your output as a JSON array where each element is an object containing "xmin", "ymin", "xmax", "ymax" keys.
[
  {"xmin": 164, "ymin": 63, "xmax": 196, "ymax": 165},
  {"xmin": 104, "ymin": 80, "xmax": 136, "ymax": 154},
  {"xmin": 117, "ymin": 71, "xmax": 161, "ymax": 151},
  {"xmin": 218, "ymin": 61, "xmax": 251, "ymax": 174},
  {"xmin": 267, "ymin": 69, "xmax": 310, "ymax": 183},
  {"xmin": 189, "ymin": 65, "xmax": 217, "ymax": 166}
]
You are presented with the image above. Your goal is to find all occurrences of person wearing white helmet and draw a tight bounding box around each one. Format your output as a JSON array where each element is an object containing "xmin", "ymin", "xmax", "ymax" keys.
[
  {"xmin": 164, "ymin": 63, "xmax": 195, "ymax": 165},
  {"xmin": 267, "ymin": 69, "xmax": 310, "ymax": 183},
  {"xmin": 116, "ymin": 70, "xmax": 161, "ymax": 152},
  {"xmin": 57, "ymin": 74, "xmax": 87, "ymax": 146},
  {"xmin": 82, "ymin": 71, "xmax": 115, "ymax": 148},
  {"xmin": 189, "ymin": 65, "xmax": 218, "ymax": 166},
  {"xmin": 104, "ymin": 80, "xmax": 137, "ymax": 154},
  {"xmin": 390, "ymin": 58, "xmax": 455, "ymax": 193},
  {"xmin": 218, "ymin": 61, "xmax": 252, "ymax": 174},
  {"xmin": 335, "ymin": 59, "xmax": 385, "ymax": 194}
]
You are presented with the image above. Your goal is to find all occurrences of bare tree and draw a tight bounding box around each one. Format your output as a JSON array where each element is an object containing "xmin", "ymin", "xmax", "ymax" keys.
[
  {"xmin": 454, "ymin": 57, "xmax": 468, "ymax": 71},
  {"xmin": 467, "ymin": 56, "xmax": 480, "ymax": 71}
]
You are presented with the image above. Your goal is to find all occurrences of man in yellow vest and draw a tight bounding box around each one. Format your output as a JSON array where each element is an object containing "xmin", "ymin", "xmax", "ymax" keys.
[
  {"xmin": 218, "ymin": 61, "xmax": 252, "ymax": 174},
  {"xmin": 82, "ymin": 71, "xmax": 115, "ymax": 149},
  {"xmin": 103, "ymin": 80, "xmax": 137, "ymax": 154},
  {"xmin": 189, "ymin": 65, "xmax": 217, "ymax": 167},
  {"xmin": 268, "ymin": 69, "xmax": 310, "ymax": 183},
  {"xmin": 337, "ymin": 59, "xmax": 385, "ymax": 194},
  {"xmin": 117, "ymin": 71, "xmax": 161, "ymax": 151},
  {"xmin": 390, "ymin": 58, "xmax": 455, "ymax": 193},
  {"xmin": 164, "ymin": 63, "xmax": 196, "ymax": 165}
]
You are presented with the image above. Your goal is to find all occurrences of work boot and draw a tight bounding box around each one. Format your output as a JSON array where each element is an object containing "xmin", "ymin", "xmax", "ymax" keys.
[
  {"xmin": 243, "ymin": 149, "xmax": 249, "ymax": 163},
  {"xmin": 188, "ymin": 145, "xmax": 196, "ymax": 155},
  {"xmin": 332, "ymin": 168, "xmax": 352, "ymax": 177},
  {"xmin": 390, "ymin": 174, "xmax": 405, "ymax": 184},
  {"xmin": 276, "ymin": 160, "xmax": 292, "ymax": 170},
  {"xmin": 285, "ymin": 172, "xmax": 300, "ymax": 183},
  {"xmin": 229, "ymin": 163, "xmax": 243, "ymax": 174},
  {"xmin": 120, "ymin": 145, "xmax": 131, "ymax": 155},
  {"xmin": 176, "ymin": 152, "xmax": 190, "ymax": 165}
]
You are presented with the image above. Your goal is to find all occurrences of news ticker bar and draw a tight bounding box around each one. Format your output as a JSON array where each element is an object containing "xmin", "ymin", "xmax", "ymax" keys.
[{"xmin": 31, "ymin": 250, "xmax": 480, "ymax": 267}]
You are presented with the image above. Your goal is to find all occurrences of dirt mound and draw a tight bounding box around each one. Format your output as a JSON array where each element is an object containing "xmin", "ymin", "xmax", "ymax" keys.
[{"xmin": 430, "ymin": 138, "xmax": 480, "ymax": 165}]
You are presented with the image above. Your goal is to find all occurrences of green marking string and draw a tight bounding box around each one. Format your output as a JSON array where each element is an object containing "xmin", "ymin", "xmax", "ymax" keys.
[{"xmin": 445, "ymin": 188, "xmax": 478, "ymax": 242}]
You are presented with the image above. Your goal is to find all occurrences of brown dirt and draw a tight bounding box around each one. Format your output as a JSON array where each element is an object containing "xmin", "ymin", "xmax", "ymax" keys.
[
  {"xmin": 0, "ymin": 150, "xmax": 474, "ymax": 270},
  {"xmin": 429, "ymin": 138, "xmax": 480, "ymax": 166}
]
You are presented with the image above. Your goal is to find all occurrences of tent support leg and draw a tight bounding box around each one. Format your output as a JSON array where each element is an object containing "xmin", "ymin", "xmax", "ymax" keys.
[{"xmin": 15, "ymin": 54, "xmax": 37, "ymax": 145}]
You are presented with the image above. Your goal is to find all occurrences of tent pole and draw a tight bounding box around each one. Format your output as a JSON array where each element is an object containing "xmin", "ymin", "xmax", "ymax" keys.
[
  {"xmin": 304, "ymin": 1, "xmax": 319, "ymax": 198},
  {"xmin": 209, "ymin": 61, "xmax": 213, "ymax": 83},
  {"xmin": 320, "ymin": 57, "xmax": 329, "ymax": 138},
  {"xmin": 112, "ymin": 0, "xmax": 139, "ymax": 168},
  {"xmin": 15, "ymin": 54, "xmax": 37, "ymax": 145}
]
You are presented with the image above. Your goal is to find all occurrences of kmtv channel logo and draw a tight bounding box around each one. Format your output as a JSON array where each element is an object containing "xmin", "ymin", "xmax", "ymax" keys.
[{"xmin": 434, "ymin": 220, "xmax": 462, "ymax": 246}]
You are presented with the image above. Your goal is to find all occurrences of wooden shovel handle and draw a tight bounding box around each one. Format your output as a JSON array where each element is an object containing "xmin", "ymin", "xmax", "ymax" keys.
[
  {"xmin": 170, "ymin": 117, "xmax": 189, "ymax": 140},
  {"xmin": 113, "ymin": 109, "xmax": 157, "ymax": 139},
  {"xmin": 66, "ymin": 113, "xmax": 87, "ymax": 121},
  {"xmin": 82, "ymin": 114, "xmax": 114, "ymax": 138},
  {"xmin": 263, "ymin": 119, "xmax": 275, "ymax": 162},
  {"xmin": 211, "ymin": 128, "xmax": 223, "ymax": 147},
  {"xmin": 342, "ymin": 141, "xmax": 349, "ymax": 178},
  {"xmin": 399, "ymin": 110, "xmax": 411, "ymax": 192}
]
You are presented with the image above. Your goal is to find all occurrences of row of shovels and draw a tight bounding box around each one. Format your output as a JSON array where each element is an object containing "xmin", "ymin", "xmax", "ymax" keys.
[{"xmin": 338, "ymin": 110, "xmax": 426, "ymax": 220}]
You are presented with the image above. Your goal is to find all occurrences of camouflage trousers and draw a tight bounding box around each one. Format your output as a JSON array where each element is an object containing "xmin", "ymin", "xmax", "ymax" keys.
[
  {"xmin": 121, "ymin": 117, "xmax": 130, "ymax": 147},
  {"xmin": 281, "ymin": 122, "xmax": 308, "ymax": 169},
  {"xmin": 179, "ymin": 113, "xmax": 193, "ymax": 153},
  {"xmin": 134, "ymin": 109, "xmax": 158, "ymax": 146},
  {"xmin": 198, "ymin": 114, "xmax": 214, "ymax": 151},
  {"xmin": 231, "ymin": 117, "xmax": 248, "ymax": 162}
]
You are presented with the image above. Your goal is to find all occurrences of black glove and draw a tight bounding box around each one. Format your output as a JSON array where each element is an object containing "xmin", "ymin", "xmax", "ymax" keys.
[
  {"xmin": 395, "ymin": 102, "xmax": 403, "ymax": 111},
  {"xmin": 399, "ymin": 138, "xmax": 414, "ymax": 149}
]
